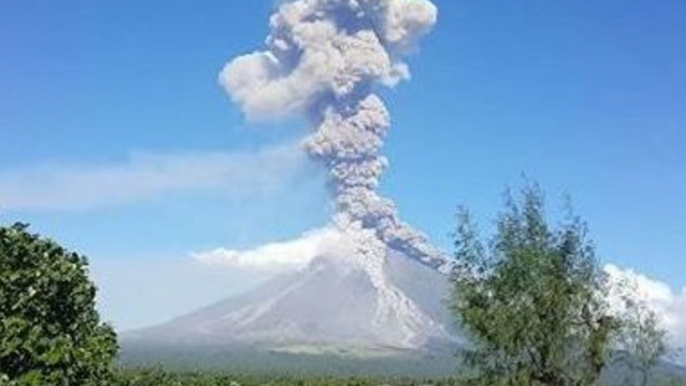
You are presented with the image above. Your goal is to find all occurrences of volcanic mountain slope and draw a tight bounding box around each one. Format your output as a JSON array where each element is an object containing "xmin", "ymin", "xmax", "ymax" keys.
[
  {"xmin": 122, "ymin": 248, "xmax": 686, "ymax": 382},
  {"xmin": 126, "ymin": 248, "xmax": 459, "ymax": 353}
]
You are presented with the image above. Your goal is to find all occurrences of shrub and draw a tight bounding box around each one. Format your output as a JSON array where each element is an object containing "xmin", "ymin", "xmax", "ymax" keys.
[{"xmin": 0, "ymin": 223, "xmax": 118, "ymax": 385}]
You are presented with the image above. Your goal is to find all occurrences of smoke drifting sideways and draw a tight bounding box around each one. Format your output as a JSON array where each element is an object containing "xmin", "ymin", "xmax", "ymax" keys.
[{"xmin": 217, "ymin": 0, "xmax": 449, "ymax": 272}]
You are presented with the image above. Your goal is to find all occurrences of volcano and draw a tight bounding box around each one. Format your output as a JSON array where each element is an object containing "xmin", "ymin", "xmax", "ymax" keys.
[
  {"xmin": 125, "ymin": 247, "xmax": 459, "ymax": 356},
  {"xmin": 124, "ymin": 0, "xmax": 458, "ymax": 369}
]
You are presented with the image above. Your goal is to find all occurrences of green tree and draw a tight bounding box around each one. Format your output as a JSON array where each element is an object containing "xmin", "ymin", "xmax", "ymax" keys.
[
  {"xmin": 0, "ymin": 223, "xmax": 118, "ymax": 385},
  {"xmin": 614, "ymin": 280, "xmax": 669, "ymax": 386},
  {"xmin": 450, "ymin": 185, "xmax": 617, "ymax": 386}
]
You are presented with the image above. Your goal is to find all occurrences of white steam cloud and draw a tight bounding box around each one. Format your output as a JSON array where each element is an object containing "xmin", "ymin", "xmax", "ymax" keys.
[
  {"xmin": 193, "ymin": 228, "xmax": 343, "ymax": 272},
  {"xmin": 218, "ymin": 0, "xmax": 447, "ymax": 270},
  {"xmin": 606, "ymin": 264, "xmax": 686, "ymax": 363}
]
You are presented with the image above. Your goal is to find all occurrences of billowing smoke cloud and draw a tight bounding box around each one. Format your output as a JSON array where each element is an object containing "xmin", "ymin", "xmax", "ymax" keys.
[{"xmin": 219, "ymin": 0, "xmax": 447, "ymax": 270}]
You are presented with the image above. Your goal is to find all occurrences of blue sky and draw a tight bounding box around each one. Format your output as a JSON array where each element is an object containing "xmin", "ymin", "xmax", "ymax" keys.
[{"xmin": 1, "ymin": 0, "xmax": 685, "ymax": 329}]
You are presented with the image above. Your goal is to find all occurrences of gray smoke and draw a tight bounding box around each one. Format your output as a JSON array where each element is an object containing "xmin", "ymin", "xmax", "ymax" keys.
[{"xmin": 219, "ymin": 0, "xmax": 447, "ymax": 270}]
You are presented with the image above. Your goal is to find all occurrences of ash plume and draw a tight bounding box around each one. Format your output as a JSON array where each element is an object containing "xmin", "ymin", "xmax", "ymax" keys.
[{"xmin": 219, "ymin": 0, "xmax": 447, "ymax": 271}]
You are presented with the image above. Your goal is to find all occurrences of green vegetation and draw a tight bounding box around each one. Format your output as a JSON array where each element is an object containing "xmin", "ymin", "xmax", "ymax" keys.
[
  {"xmin": 450, "ymin": 184, "xmax": 619, "ymax": 386},
  {"xmin": 111, "ymin": 368, "xmax": 686, "ymax": 386},
  {"xmin": 118, "ymin": 342, "xmax": 460, "ymax": 378},
  {"xmin": 114, "ymin": 368, "xmax": 464, "ymax": 386},
  {"xmin": 615, "ymin": 285, "xmax": 670, "ymax": 386},
  {"xmin": 0, "ymin": 223, "xmax": 118, "ymax": 385}
]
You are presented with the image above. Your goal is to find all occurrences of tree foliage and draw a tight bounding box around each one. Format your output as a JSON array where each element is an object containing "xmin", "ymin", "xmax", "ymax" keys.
[
  {"xmin": 111, "ymin": 368, "xmax": 686, "ymax": 386},
  {"xmin": 614, "ymin": 279, "xmax": 670, "ymax": 386},
  {"xmin": 0, "ymin": 223, "xmax": 118, "ymax": 385},
  {"xmin": 450, "ymin": 185, "xmax": 617, "ymax": 386}
]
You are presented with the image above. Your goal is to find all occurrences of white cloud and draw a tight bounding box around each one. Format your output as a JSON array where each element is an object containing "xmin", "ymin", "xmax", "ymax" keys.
[
  {"xmin": 192, "ymin": 227, "xmax": 344, "ymax": 272},
  {"xmin": 605, "ymin": 264, "xmax": 686, "ymax": 360},
  {"xmin": 0, "ymin": 144, "xmax": 307, "ymax": 211}
]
